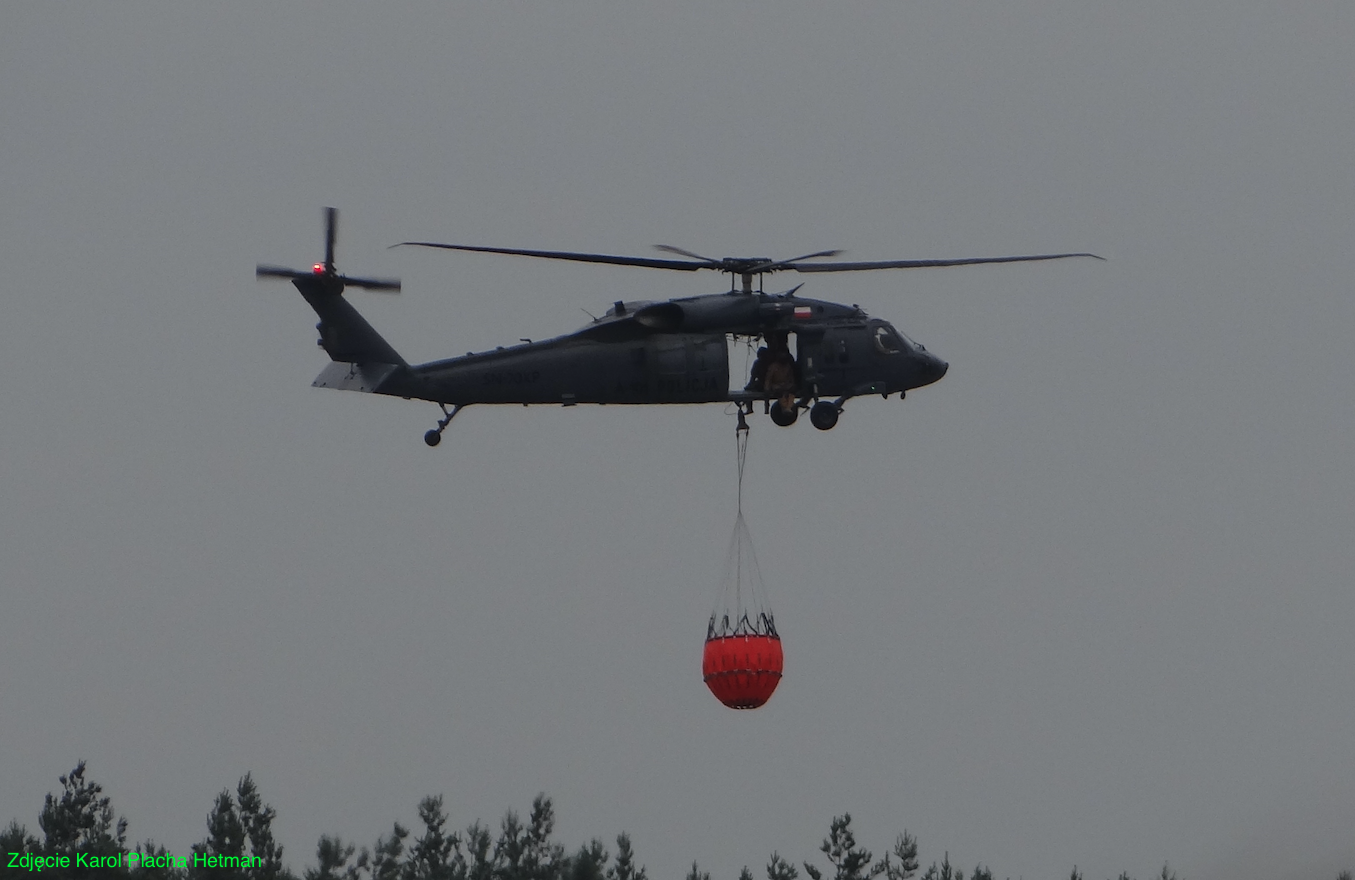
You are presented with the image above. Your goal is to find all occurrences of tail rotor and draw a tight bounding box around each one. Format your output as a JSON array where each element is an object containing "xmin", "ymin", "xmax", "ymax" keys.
[{"xmin": 257, "ymin": 206, "xmax": 401, "ymax": 293}]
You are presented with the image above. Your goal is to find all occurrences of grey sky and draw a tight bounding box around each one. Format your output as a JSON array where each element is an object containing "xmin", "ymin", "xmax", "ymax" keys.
[{"xmin": 3, "ymin": 4, "xmax": 1353, "ymax": 879}]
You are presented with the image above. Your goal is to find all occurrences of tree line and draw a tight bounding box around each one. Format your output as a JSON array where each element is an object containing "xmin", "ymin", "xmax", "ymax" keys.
[{"xmin": 4, "ymin": 761, "xmax": 1350, "ymax": 880}]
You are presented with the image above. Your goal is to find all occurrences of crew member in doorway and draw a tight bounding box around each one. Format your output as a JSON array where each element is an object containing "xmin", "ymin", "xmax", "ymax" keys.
[
  {"xmin": 746, "ymin": 346, "xmax": 770, "ymax": 392},
  {"xmin": 761, "ymin": 330, "xmax": 800, "ymax": 413}
]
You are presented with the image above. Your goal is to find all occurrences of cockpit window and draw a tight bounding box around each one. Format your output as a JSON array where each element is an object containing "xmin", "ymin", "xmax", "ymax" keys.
[{"xmin": 872, "ymin": 323, "xmax": 906, "ymax": 354}]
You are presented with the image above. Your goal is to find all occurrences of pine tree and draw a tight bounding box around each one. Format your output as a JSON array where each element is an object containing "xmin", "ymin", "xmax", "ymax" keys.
[
  {"xmin": 190, "ymin": 774, "xmax": 292, "ymax": 880},
  {"xmin": 403, "ymin": 796, "xmax": 456, "ymax": 880},
  {"xmin": 37, "ymin": 760, "xmax": 129, "ymax": 870},
  {"xmin": 875, "ymin": 833, "xmax": 919, "ymax": 880},
  {"xmin": 128, "ymin": 838, "xmax": 185, "ymax": 880},
  {"xmin": 767, "ymin": 852, "xmax": 799, "ymax": 880},
  {"xmin": 527, "ymin": 798, "xmax": 566, "ymax": 880},
  {"xmin": 1, "ymin": 820, "xmax": 40, "ymax": 859},
  {"xmin": 918, "ymin": 852, "xmax": 959, "ymax": 880},
  {"xmin": 361, "ymin": 822, "xmax": 408, "ymax": 880},
  {"xmin": 237, "ymin": 774, "xmax": 286, "ymax": 879},
  {"xmin": 458, "ymin": 820, "xmax": 494, "ymax": 880},
  {"xmin": 193, "ymin": 790, "xmax": 246, "ymax": 880},
  {"xmin": 606, "ymin": 833, "xmax": 645, "ymax": 880},
  {"xmin": 305, "ymin": 835, "xmax": 360, "ymax": 880},
  {"xmin": 495, "ymin": 795, "xmax": 565, "ymax": 880},
  {"xmin": 566, "ymin": 839, "xmax": 609, "ymax": 880},
  {"xmin": 495, "ymin": 808, "xmax": 528, "ymax": 880},
  {"xmin": 804, "ymin": 814, "xmax": 883, "ymax": 880}
]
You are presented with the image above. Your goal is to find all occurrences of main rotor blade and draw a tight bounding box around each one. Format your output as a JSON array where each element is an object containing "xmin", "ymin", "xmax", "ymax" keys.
[
  {"xmin": 653, "ymin": 244, "xmax": 720, "ymax": 265},
  {"xmin": 748, "ymin": 250, "xmax": 843, "ymax": 273},
  {"xmin": 394, "ymin": 242, "xmax": 709, "ymax": 271},
  {"xmin": 788, "ymin": 252, "xmax": 1104, "ymax": 272},
  {"xmin": 324, "ymin": 207, "xmax": 338, "ymax": 271}
]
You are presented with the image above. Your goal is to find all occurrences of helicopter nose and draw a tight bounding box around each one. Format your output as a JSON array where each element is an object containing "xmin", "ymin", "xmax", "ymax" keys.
[{"xmin": 918, "ymin": 351, "xmax": 948, "ymax": 385}]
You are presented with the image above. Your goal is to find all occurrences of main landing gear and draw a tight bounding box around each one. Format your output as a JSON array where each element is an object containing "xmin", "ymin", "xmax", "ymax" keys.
[
  {"xmin": 769, "ymin": 399, "xmax": 798, "ymax": 427},
  {"xmin": 423, "ymin": 403, "xmax": 463, "ymax": 447},
  {"xmin": 766, "ymin": 396, "xmax": 848, "ymax": 431},
  {"xmin": 809, "ymin": 400, "xmax": 840, "ymax": 431}
]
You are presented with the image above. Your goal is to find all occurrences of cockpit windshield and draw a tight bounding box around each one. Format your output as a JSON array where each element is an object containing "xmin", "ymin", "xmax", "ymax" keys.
[{"xmin": 871, "ymin": 321, "xmax": 907, "ymax": 354}]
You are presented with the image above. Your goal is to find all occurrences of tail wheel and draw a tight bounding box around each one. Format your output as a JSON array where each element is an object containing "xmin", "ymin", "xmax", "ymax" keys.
[{"xmin": 423, "ymin": 403, "xmax": 463, "ymax": 447}]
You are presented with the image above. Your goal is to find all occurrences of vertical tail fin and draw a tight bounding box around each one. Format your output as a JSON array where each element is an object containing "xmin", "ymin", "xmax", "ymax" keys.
[{"xmin": 295, "ymin": 278, "xmax": 407, "ymax": 366}]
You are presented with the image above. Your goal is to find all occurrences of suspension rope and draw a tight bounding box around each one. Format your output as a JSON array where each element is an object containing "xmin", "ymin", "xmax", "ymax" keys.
[
  {"xmin": 736, "ymin": 412, "xmax": 749, "ymax": 515},
  {"xmin": 704, "ymin": 409, "xmax": 775, "ymax": 639}
]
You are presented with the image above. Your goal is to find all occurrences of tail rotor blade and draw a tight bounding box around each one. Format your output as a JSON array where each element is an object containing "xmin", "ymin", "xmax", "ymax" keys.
[
  {"xmin": 257, "ymin": 208, "xmax": 400, "ymax": 294},
  {"xmin": 257, "ymin": 265, "xmax": 308, "ymax": 281},
  {"xmin": 342, "ymin": 275, "xmax": 402, "ymax": 293},
  {"xmin": 324, "ymin": 207, "xmax": 338, "ymax": 271}
]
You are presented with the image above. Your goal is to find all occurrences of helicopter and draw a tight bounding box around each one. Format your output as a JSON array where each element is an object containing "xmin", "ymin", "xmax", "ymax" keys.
[{"xmin": 257, "ymin": 208, "xmax": 1101, "ymax": 446}]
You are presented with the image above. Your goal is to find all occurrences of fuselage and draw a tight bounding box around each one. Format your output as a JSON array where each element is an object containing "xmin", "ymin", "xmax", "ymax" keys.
[{"xmin": 392, "ymin": 292, "xmax": 947, "ymax": 407}]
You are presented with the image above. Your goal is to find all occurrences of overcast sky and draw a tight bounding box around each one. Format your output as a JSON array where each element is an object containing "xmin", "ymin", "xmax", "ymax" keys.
[{"xmin": 3, "ymin": 4, "xmax": 1354, "ymax": 879}]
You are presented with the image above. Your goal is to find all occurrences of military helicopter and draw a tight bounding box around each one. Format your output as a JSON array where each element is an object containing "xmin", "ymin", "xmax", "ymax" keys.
[{"xmin": 257, "ymin": 208, "xmax": 1100, "ymax": 446}]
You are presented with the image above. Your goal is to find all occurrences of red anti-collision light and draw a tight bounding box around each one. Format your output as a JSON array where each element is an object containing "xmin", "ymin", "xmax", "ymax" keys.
[{"xmin": 312, "ymin": 263, "xmax": 326, "ymax": 274}]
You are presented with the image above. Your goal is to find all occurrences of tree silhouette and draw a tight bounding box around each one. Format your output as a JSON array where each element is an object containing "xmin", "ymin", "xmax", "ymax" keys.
[
  {"xmin": 685, "ymin": 861, "xmax": 711, "ymax": 880},
  {"xmin": 496, "ymin": 795, "xmax": 566, "ymax": 880},
  {"xmin": 403, "ymin": 795, "xmax": 457, "ymax": 880},
  {"xmin": 607, "ymin": 833, "xmax": 647, "ymax": 880},
  {"xmin": 362, "ymin": 822, "xmax": 409, "ymax": 880},
  {"xmin": 876, "ymin": 833, "xmax": 919, "ymax": 880},
  {"xmin": 767, "ymin": 852, "xmax": 799, "ymax": 880},
  {"xmin": 38, "ymin": 760, "xmax": 128, "ymax": 870},
  {"xmin": 237, "ymin": 775, "xmax": 286, "ymax": 880},
  {"xmin": 803, "ymin": 814, "xmax": 882, "ymax": 880},
  {"xmin": 1, "ymin": 819, "xmax": 40, "ymax": 861},
  {"xmin": 130, "ymin": 838, "xmax": 184, "ymax": 880},
  {"xmin": 10, "ymin": 761, "xmax": 1355, "ymax": 880},
  {"xmin": 190, "ymin": 773, "xmax": 292, "ymax": 880},
  {"xmin": 458, "ymin": 819, "xmax": 495, "ymax": 880},
  {"xmin": 917, "ymin": 851, "xmax": 958, "ymax": 880},
  {"xmin": 305, "ymin": 835, "xmax": 360, "ymax": 880},
  {"xmin": 566, "ymin": 839, "xmax": 609, "ymax": 880}
]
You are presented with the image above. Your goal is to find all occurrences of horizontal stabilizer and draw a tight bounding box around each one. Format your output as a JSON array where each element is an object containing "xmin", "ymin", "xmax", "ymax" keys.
[{"xmin": 313, "ymin": 361, "xmax": 402, "ymax": 394}]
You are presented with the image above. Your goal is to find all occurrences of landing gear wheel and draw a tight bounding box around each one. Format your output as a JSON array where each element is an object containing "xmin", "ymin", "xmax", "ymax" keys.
[
  {"xmin": 810, "ymin": 401, "xmax": 840, "ymax": 431},
  {"xmin": 769, "ymin": 399, "xmax": 798, "ymax": 427},
  {"xmin": 423, "ymin": 403, "xmax": 463, "ymax": 447}
]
